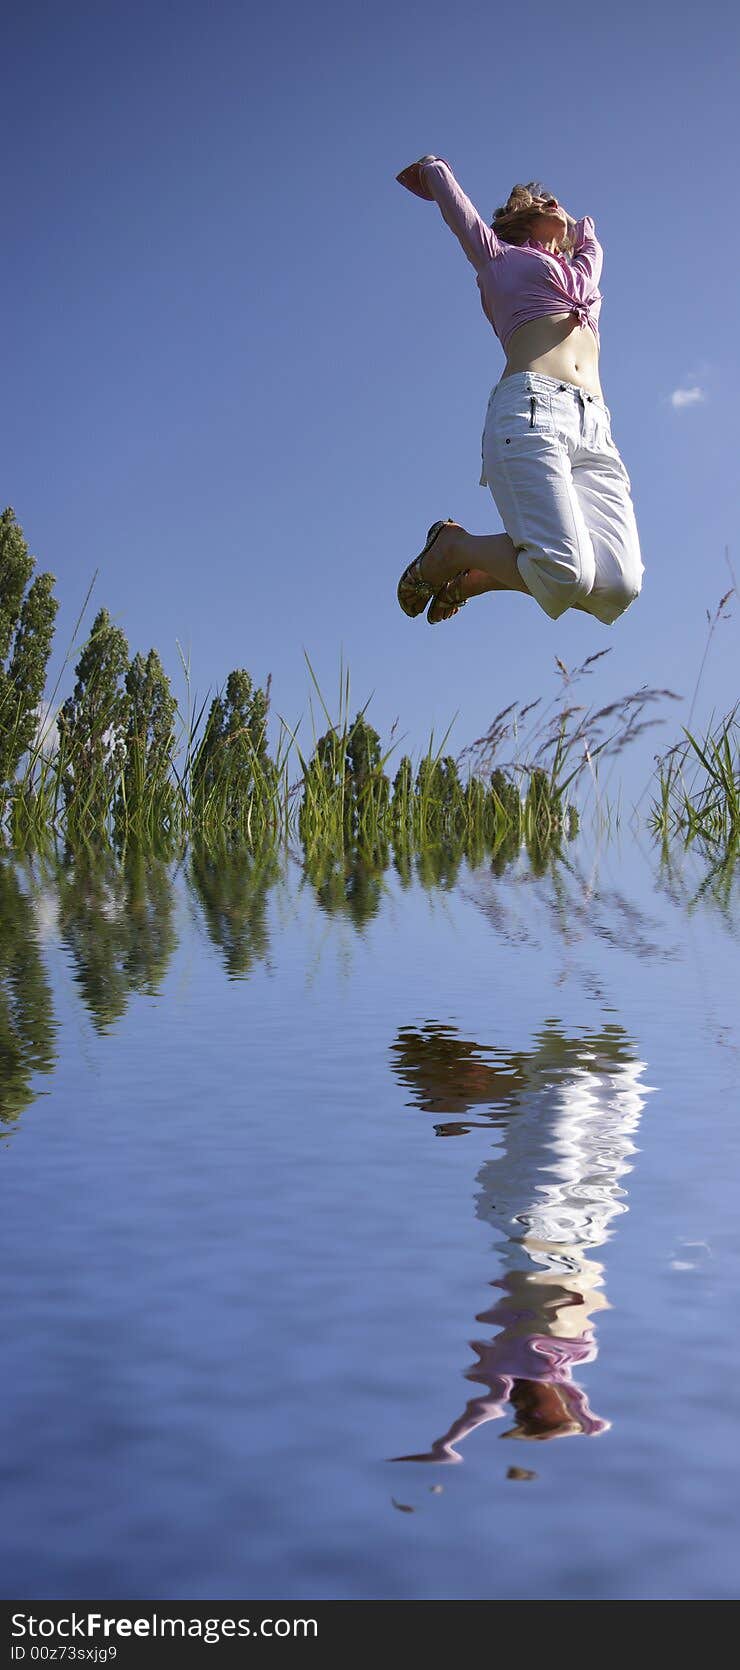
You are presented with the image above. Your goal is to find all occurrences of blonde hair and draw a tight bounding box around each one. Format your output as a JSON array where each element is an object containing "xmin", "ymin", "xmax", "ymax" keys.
[{"xmin": 492, "ymin": 181, "xmax": 575, "ymax": 257}]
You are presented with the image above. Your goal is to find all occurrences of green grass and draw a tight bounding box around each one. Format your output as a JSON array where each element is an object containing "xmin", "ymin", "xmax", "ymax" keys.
[
  {"xmin": 1, "ymin": 631, "xmax": 685, "ymax": 856},
  {"xmin": 0, "ymin": 522, "xmax": 723, "ymax": 857},
  {"xmin": 650, "ymin": 705, "xmax": 740, "ymax": 844},
  {"xmin": 4, "ymin": 504, "xmax": 736, "ymax": 855}
]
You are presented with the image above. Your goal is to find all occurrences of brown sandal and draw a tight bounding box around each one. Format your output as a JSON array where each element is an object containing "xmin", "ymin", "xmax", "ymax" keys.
[
  {"xmin": 427, "ymin": 570, "xmax": 471, "ymax": 624},
  {"xmin": 397, "ymin": 519, "xmax": 455, "ymax": 617}
]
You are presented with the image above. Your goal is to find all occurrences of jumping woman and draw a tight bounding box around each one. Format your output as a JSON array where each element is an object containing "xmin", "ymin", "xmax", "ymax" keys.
[{"xmin": 395, "ymin": 157, "xmax": 644, "ymax": 626}]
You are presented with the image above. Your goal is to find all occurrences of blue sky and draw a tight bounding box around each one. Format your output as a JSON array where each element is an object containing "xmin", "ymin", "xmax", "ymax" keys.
[{"xmin": 3, "ymin": 0, "xmax": 739, "ymax": 800}]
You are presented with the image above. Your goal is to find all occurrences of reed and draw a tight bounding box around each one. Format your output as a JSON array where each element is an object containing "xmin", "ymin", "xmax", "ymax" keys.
[
  {"xmin": 459, "ymin": 648, "xmax": 677, "ymax": 813},
  {"xmin": 3, "ymin": 628, "xmax": 676, "ymax": 850},
  {"xmin": 650, "ymin": 705, "xmax": 740, "ymax": 843},
  {"xmin": 0, "ymin": 504, "xmax": 703, "ymax": 853}
]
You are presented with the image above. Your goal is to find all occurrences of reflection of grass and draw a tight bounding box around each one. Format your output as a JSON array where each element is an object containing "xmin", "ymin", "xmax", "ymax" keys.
[
  {"xmin": 656, "ymin": 831, "xmax": 740, "ymax": 936},
  {"xmin": 298, "ymin": 805, "xmax": 572, "ymax": 927}
]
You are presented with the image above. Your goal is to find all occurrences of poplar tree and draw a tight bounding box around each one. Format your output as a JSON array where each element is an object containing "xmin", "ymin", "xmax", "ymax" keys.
[
  {"xmin": 346, "ymin": 713, "xmax": 390, "ymax": 821},
  {"xmin": 57, "ymin": 607, "xmax": 130, "ymax": 819},
  {"xmin": 194, "ymin": 667, "xmax": 276, "ymax": 819},
  {"xmin": 119, "ymin": 648, "xmax": 178, "ymax": 825},
  {"xmin": 0, "ymin": 507, "xmax": 58, "ymax": 789}
]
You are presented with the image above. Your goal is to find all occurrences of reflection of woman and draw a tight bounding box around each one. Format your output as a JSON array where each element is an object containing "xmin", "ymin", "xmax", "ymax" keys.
[
  {"xmin": 389, "ymin": 1022, "xmax": 649, "ymax": 1452},
  {"xmin": 395, "ymin": 159, "xmax": 643, "ymax": 627}
]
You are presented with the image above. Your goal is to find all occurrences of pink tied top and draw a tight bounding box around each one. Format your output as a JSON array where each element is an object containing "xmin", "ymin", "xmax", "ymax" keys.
[{"xmin": 397, "ymin": 156, "xmax": 604, "ymax": 353}]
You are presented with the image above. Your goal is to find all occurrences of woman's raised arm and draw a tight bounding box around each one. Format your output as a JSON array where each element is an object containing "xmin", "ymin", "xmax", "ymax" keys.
[
  {"xmin": 396, "ymin": 156, "xmax": 501, "ymax": 274},
  {"xmin": 571, "ymin": 216, "xmax": 604, "ymax": 286}
]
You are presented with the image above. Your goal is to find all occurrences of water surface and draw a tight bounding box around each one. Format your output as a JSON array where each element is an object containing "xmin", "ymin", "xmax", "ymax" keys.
[{"xmin": 1, "ymin": 833, "xmax": 739, "ymax": 1599}]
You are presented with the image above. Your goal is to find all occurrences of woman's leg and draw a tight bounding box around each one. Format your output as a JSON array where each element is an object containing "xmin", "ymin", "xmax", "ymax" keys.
[
  {"xmin": 569, "ymin": 440, "xmax": 644, "ymax": 624},
  {"xmin": 420, "ymin": 525, "xmax": 535, "ymax": 623},
  {"xmin": 421, "ymin": 410, "xmax": 642, "ymax": 624},
  {"xmin": 420, "ymin": 522, "xmax": 531, "ymax": 596}
]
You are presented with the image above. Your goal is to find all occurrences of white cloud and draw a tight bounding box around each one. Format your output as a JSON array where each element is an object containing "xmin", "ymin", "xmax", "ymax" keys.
[
  {"xmin": 32, "ymin": 701, "xmax": 60, "ymax": 754},
  {"xmin": 670, "ymin": 385, "xmax": 705, "ymax": 409}
]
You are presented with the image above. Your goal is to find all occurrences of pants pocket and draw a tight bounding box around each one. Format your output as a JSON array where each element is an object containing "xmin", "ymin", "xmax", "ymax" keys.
[
  {"xmin": 528, "ymin": 391, "xmax": 555, "ymax": 434},
  {"xmin": 489, "ymin": 391, "xmax": 555, "ymax": 442}
]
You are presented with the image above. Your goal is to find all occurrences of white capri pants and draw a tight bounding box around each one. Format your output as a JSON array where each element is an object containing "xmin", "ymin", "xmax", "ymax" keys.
[{"xmin": 480, "ymin": 371, "xmax": 644, "ymax": 624}]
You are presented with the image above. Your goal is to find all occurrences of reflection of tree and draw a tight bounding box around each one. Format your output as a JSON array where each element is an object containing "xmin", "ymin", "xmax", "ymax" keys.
[
  {"xmin": 390, "ymin": 1020, "xmax": 649, "ymax": 1453},
  {"xmin": 300, "ymin": 835, "xmax": 389, "ymax": 930},
  {"xmin": 187, "ymin": 841, "xmax": 279, "ymax": 978},
  {"xmin": 54, "ymin": 841, "xmax": 178, "ymax": 1032},
  {"xmin": 0, "ymin": 854, "xmax": 56, "ymax": 1130},
  {"xmin": 412, "ymin": 844, "xmax": 464, "ymax": 893}
]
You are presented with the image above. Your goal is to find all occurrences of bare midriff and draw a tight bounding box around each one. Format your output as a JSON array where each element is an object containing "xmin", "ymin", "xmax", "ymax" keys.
[{"xmin": 501, "ymin": 313, "xmax": 604, "ymax": 402}]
